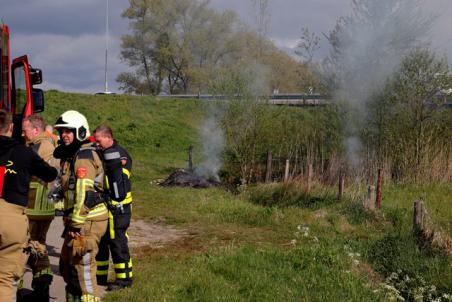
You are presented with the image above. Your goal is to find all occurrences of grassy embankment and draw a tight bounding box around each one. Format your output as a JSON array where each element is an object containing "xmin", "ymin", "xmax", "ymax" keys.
[{"xmin": 43, "ymin": 91, "xmax": 451, "ymax": 301}]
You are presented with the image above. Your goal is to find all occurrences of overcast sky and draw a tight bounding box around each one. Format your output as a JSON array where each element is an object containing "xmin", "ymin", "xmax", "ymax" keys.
[{"xmin": 1, "ymin": 0, "xmax": 451, "ymax": 93}]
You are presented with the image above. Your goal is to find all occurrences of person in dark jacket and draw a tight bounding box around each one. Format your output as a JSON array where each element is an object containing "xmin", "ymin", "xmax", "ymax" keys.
[
  {"xmin": 93, "ymin": 124, "xmax": 133, "ymax": 290},
  {"xmin": 0, "ymin": 110, "xmax": 58, "ymax": 301}
]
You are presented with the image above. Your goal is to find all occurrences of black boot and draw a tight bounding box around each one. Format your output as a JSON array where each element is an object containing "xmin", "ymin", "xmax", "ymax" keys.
[
  {"xmin": 30, "ymin": 274, "xmax": 53, "ymax": 302},
  {"xmin": 107, "ymin": 279, "xmax": 132, "ymax": 291},
  {"xmin": 97, "ymin": 275, "xmax": 108, "ymax": 286}
]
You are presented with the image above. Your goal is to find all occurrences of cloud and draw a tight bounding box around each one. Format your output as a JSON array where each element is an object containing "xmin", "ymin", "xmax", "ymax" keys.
[
  {"xmin": 270, "ymin": 37, "xmax": 299, "ymax": 49},
  {"xmin": 2, "ymin": 0, "xmax": 452, "ymax": 93},
  {"xmin": 11, "ymin": 33, "xmax": 124, "ymax": 93}
]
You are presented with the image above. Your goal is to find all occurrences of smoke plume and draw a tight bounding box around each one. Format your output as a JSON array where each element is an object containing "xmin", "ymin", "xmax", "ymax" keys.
[
  {"xmin": 195, "ymin": 111, "xmax": 225, "ymax": 181},
  {"xmin": 328, "ymin": 0, "xmax": 434, "ymax": 169}
]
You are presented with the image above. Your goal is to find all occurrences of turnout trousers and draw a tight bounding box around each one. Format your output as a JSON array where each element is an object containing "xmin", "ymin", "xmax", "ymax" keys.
[
  {"xmin": 0, "ymin": 199, "xmax": 29, "ymax": 302},
  {"xmin": 96, "ymin": 204, "xmax": 132, "ymax": 285},
  {"xmin": 60, "ymin": 219, "xmax": 107, "ymax": 302},
  {"xmin": 28, "ymin": 219, "xmax": 53, "ymax": 279}
]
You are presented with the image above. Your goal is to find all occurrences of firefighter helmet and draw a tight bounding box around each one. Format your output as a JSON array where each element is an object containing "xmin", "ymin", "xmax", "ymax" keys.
[{"xmin": 54, "ymin": 110, "xmax": 90, "ymax": 141}]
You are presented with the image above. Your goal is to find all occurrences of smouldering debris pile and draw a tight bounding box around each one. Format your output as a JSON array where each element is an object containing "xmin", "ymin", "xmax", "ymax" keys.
[{"xmin": 159, "ymin": 169, "xmax": 220, "ymax": 189}]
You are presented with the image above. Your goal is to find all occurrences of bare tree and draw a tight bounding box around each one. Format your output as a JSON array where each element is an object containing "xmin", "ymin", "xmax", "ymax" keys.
[{"xmin": 295, "ymin": 27, "xmax": 320, "ymax": 64}]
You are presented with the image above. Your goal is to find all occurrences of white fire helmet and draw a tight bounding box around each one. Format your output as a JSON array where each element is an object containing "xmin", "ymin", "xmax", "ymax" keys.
[{"xmin": 54, "ymin": 110, "xmax": 90, "ymax": 142}]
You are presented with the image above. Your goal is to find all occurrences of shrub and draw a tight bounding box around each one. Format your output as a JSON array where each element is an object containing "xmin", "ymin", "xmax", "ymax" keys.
[{"xmin": 248, "ymin": 183, "xmax": 337, "ymax": 209}]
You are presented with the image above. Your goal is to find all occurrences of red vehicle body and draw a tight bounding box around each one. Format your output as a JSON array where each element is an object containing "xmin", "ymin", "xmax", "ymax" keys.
[{"xmin": 0, "ymin": 23, "xmax": 44, "ymax": 138}]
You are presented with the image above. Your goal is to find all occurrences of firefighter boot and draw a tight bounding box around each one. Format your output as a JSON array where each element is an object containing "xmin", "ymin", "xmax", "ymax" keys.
[{"xmin": 31, "ymin": 274, "xmax": 53, "ymax": 301}]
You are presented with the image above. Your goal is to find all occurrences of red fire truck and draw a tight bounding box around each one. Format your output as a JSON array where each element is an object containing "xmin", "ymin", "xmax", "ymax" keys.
[{"xmin": 0, "ymin": 23, "xmax": 44, "ymax": 138}]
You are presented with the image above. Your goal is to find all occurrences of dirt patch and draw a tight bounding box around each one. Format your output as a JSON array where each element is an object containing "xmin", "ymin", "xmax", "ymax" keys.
[{"xmin": 128, "ymin": 219, "xmax": 188, "ymax": 249}]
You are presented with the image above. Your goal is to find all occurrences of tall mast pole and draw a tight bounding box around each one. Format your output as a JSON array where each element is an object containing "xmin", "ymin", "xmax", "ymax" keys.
[{"xmin": 104, "ymin": 0, "xmax": 109, "ymax": 93}]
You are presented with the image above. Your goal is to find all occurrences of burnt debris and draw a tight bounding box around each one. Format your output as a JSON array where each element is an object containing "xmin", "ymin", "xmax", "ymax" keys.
[{"xmin": 159, "ymin": 169, "xmax": 220, "ymax": 188}]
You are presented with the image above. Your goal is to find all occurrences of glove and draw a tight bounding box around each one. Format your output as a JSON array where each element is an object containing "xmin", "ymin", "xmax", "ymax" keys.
[
  {"xmin": 25, "ymin": 240, "xmax": 48, "ymax": 259},
  {"xmin": 72, "ymin": 235, "xmax": 89, "ymax": 257}
]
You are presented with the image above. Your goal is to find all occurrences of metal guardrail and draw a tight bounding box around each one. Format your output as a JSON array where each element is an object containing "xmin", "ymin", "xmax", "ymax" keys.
[
  {"xmin": 157, "ymin": 94, "xmax": 451, "ymax": 108},
  {"xmin": 157, "ymin": 94, "xmax": 332, "ymax": 106}
]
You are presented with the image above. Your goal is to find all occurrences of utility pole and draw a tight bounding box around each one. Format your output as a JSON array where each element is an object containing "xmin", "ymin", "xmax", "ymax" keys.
[
  {"xmin": 104, "ymin": 0, "xmax": 110, "ymax": 93},
  {"xmin": 96, "ymin": 0, "xmax": 113, "ymax": 94},
  {"xmin": 252, "ymin": 0, "xmax": 270, "ymax": 58}
]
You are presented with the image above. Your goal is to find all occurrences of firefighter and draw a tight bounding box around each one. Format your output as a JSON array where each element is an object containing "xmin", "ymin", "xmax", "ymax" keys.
[
  {"xmin": 53, "ymin": 110, "xmax": 108, "ymax": 302},
  {"xmin": 21, "ymin": 114, "xmax": 60, "ymax": 300},
  {"xmin": 93, "ymin": 124, "xmax": 133, "ymax": 290},
  {"xmin": 45, "ymin": 124, "xmax": 65, "ymax": 214},
  {"xmin": 0, "ymin": 110, "xmax": 58, "ymax": 301}
]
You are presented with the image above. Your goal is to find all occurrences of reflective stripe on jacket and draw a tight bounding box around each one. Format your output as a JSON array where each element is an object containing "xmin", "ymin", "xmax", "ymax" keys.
[
  {"xmin": 26, "ymin": 133, "xmax": 59, "ymax": 219},
  {"xmin": 60, "ymin": 142, "xmax": 108, "ymax": 228}
]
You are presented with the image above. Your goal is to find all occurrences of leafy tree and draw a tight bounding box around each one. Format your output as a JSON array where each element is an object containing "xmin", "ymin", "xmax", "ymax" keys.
[
  {"xmin": 119, "ymin": 0, "xmax": 319, "ymax": 95},
  {"xmin": 375, "ymin": 48, "xmax": 452, "ymax": 181},
  {"xmin": 324, "ymin": 0, "xmax": 447, "ymax": 182},
  {"xmin": 118, "ymin": 0, "xmax": 242, "ymax": 94}
]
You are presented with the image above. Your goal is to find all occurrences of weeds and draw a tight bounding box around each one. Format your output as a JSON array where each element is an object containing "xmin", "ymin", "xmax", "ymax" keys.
[
  {"xmin": 377, "ymin": 270, "xmax": 452, "ymax": 302},
  {"xmin": 247, "ymin": 183, "xmax": 337, "ymax": 209}
]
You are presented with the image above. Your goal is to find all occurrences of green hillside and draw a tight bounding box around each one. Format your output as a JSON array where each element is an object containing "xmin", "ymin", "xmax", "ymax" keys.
[{"xmin": 42, "ymin": 91, "xmax": 451, "ymax": 301}]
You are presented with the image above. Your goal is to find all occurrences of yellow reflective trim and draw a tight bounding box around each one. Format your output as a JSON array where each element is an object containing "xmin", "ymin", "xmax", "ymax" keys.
[
  {"xmin": 17, "ymin": 278, "xmax": 24, "ymax": 290},
  {"xmin": 109, "ymin": 211, "xmax": 115, "ymax": 239},
  {"xmin": 116, "ymin": 273, "xmax": 127, "ymax": 279},
  {"xmin": 114, "ymin": 263, "xmax": 126, "ymax": 269},
  {"xmin": 111, "ymin": 192, "xmax": 132, "ymax": 205},
  {"xmin": 54, "ymin": 200, "xmax": 65, "ymax": 211},
  {"xmin": 86, "ymin": 208, "xmax": 108, "ymax": 219},
  {"xmin": 72, "ymin": 178, "xmax": 88, "ymax": 224},
  {"xmin": 97, "ymin": 260, "xmax": 109, "ymax": 266},
  {"xmin": 96, "ymin": 270, "xmax": 108, "ymax": 276},
  {"xmin": 70, "ymin": 215, "xmax": 86, "ymax": 223},
  {"xmin": 122, "ymin": 168, "xmax": 131, "ymax": 178},
  {"xmin": 36, "ymin": 184, "xmax": 43, "ymax": 209},
  {"xmin": 34, "ymin": 267, "xmax": 53, "ymax": 278},
  {"xmin": 25, "ymin": 209, "xmax": 55, "ymax": 216},
  {"xmin": 81, "ymin": 294, "xmax": 100, "ymax": 302}
]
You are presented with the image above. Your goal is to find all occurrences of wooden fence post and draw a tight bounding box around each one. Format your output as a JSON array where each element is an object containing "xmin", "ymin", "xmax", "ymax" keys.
[
  {"xmin": 284, "ymin": 159, "xmax": 290, "ymax": 182},
  {"xmin": 413, "ymin": 200, "xmax": 425, "ymax": 232},
  {"xmin": 364, "ymin": 185, "xmax": 376, "ymax": 210},
  {"xmin": 338, "ymin": 170, "xmax": 345, "ymax": 201},
  {"xmin": 188, "ymin": 146, "xmax": 193, "ymax": 172},
  {"xmin": 376, "ymin": 168, "xmax": 384, "ymax": 208},
  {"xmin": 307, "ymin": 163, "xmax": 313, "ymax": 193},
  {"xmin": 265, "ymin": 150, "xmax": 272, "ymax": 183}
]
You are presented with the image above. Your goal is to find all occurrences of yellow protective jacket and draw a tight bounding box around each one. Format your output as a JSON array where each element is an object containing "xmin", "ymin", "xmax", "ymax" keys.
[
  {"xmin": 60, "ymin": 142, "xmax": 108, "ymax": 229},
  {"xmin": 26, "ymin": 132, "xmax": 59, "ymax": 220}
]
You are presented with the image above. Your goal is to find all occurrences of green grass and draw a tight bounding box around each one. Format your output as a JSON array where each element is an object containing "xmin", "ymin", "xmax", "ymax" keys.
[
  {"xmin": 106, "ymin": 244, "xmax": 383, "ymax": 302},
  {"xmin": 382, "ymin": 183, "xmax": 452, "ymax": 233},
  {"xmin": 41, "ymin": 91, "xmax": 451, "ymax": 301}
]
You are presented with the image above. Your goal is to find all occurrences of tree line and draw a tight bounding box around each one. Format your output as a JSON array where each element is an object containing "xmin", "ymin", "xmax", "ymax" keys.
[
  {"xmin": 118, "ymin": 0, "xmax": 452, "ymax": 184},
  {"xmin": 117, "ymin": 0, "xmax": 317, "ymax": 95}
]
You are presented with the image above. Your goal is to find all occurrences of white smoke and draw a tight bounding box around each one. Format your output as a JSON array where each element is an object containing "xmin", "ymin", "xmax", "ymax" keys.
[
  {"xmin": 195, "ymin": 59, "xmax": 271, "ymax": 181},
  {"xmin": 328, "ymin": 0, "xmax": 434, "ymax": 168},
  {"xmin": 195, "ymin": 110, "xmax": 225, "ymax": 181}
]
